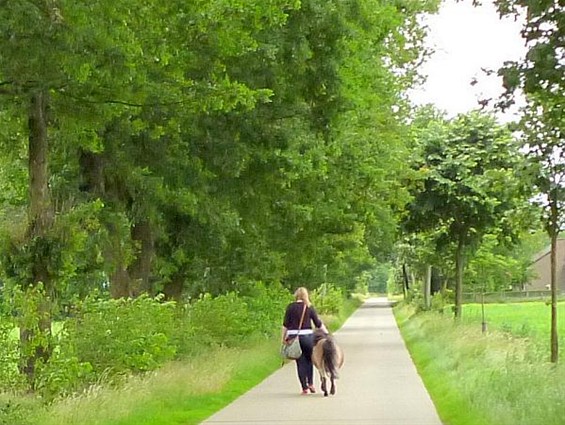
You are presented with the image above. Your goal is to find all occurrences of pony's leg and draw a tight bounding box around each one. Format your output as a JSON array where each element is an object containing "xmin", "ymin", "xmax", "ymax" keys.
[
  {"xmin": 321, "ymin": 376, "xmax": 328, "ymax": 397},
  {"xmin": 317, "ymin": 362, "xmax": 329, "ymax": 397},
  {"xmin": 330, "ymin": 376, "xmax": 336, "ymax": 395}
]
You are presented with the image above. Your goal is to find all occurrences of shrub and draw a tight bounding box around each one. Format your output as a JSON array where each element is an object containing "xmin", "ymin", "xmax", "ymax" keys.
[
  {"xmin": 1, "ymin": 283, "xmax": 299, "ymax": 399},
  {"xmin": 34, "ymin": 353, "xmax": 93, "ymax": 400},
  {"xmin": 431, "ymin": 291, "xmax": 453, "ymax": 313},
  {"xmin": 187, "ymin": 292, "xmax": 251, "ymax": 347},
  {"xmin": 0, "ymin": 320, "xmax": 25, "ymax": 392},
  {"xmin": 243, "ymin": 282, "xmax": 291, "ymax": 337},
  {"xmin": 311, "ymin": 283, "xmax": 344, "ymax": 315},
  {"xmin": 61, "ymin": 295, "xmax": 177, "ymax": 377},
  {"xmin": 180, "ymin": 282, "xmax": 292, "ymax": 351}
]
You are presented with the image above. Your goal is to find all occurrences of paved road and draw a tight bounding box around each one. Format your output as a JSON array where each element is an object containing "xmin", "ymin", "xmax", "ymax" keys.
[{"xmin": 202, "ymin": 298, "xmax": 442, "ymax": 425}]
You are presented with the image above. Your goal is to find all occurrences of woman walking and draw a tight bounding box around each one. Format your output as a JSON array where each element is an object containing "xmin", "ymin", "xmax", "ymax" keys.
[{"xmin": 281, "ymin": 287, "xmax": 328, "ymax": 394}]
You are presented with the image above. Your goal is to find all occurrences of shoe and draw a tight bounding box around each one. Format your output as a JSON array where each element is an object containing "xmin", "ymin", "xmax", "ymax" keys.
[
  {"xmin": 308, "ymin": 385, "xmax": 316, "ymax": 393},
  {"xmin": 301, "ymin": 389, "xmax": 308, "ymax": 395}
]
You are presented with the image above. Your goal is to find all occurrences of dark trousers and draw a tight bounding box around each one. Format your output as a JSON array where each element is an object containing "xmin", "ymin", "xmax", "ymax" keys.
[{"xmin": 296, "ymin": 334, "xmax": 314, "ymax": 389}]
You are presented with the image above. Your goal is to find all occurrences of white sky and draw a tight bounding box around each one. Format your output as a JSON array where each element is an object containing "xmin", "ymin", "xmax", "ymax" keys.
[{"xmin": 409, "ymin": 0, "xmax": 527, "ymax": 121}]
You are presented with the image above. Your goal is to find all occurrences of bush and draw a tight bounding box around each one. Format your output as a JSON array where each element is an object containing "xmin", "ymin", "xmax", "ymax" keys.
[
  {"xmin": 34, "ymin": 353, "xmax": 93, "ymax": 400},
  {"xmin": 0, "ymin": 320, "xmax": 25, "ymax": 392},
  {"xmin": 0, "ymin": 283, "xmax": 296, "ymax": 399},
  {"xmin": 430, "ymin": 291, "xmax": 453, "ymax": 313},
  {"xmin": 187, "ymin": 292, "xmax": 251, "ymax": 347},
  {"xmin": 407, "ymin": 281, "xmax": 431, "ymax": 312},
  {"xmin": 186, "ymin": 282, "xmax": 291, "ymax": 348},
  {"xmin": 243, "ymin": 282, "xmax": 291, "ymax": 338},
  {"xmin": 61, "ymin": 295, "xmax": 177, "ymax": 377},
  {"xmin": 311, "ymin": 283, "xmax": 344, "ymax": 315},
  {"xmin": 353, "ymin": 276, "xmax": 369, "ymax": 295}
]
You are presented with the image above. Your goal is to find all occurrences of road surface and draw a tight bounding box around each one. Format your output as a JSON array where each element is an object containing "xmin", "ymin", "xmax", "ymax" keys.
[{"xmin": 202, "ymin": 297, "xmax": 442, "ymax": 425}]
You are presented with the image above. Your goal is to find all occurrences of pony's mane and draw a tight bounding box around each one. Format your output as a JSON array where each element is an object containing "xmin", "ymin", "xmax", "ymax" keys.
[{"xmin": 313, "ymin": 328, "xmax": 330, "ymax": 345}]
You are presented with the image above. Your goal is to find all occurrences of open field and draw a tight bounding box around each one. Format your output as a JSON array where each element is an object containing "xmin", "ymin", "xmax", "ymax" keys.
[
  {"xmin": 462, "ymin": 301, "xmax": 565, "ymax": 352},
  {"xmin": 395, "ymin": 303, "xmax": 565, "ymax": 425}
]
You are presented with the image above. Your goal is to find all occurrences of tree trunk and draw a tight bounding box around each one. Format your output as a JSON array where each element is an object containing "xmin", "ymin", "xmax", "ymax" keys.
[
  {"xmin": 550, "ymin": 196, "xmax": 559, "ymax": 363},
  {"xmin": 78, "ymin": 149, "xmax": 105, "ymax": 196},
  {"xmin": 431, "ymin": 267, "xmax": 441, "ymax": 295},
  {"xmin": 129, "ymin": 219, "xmax": 154, "ymax": 296},
  {"xmin": 402, "ymin": 264, "xmax": 409, "ymax": 300},
  {"xmin": 77, "ymin": 149, "xmax": 137, "ymax": 299},
  {"xmin": 21, "ymin": 91, "xmax": 53, "ymax": 386},
  {"xmin": 163, "ymin": 275, "xmax": 184, "ymax": 302},
  {"xmin": 109, "ymin": 265, "xmax": 131, "ymax": 299},
  {"xmin": 454, "ymin": 238, "xmax": 465, "ymax": 320},
  {"xmin": 424, "ymin": 265, "xmax": 432, "ymax": 310}
]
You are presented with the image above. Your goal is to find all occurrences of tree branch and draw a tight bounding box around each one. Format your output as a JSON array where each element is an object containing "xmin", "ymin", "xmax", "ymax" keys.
[{"xmin": 57, "ymin": 91, "xmax": 187, "ymax": 108}]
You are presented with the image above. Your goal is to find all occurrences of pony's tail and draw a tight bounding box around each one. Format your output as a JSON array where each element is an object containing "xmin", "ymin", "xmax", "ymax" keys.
[{"xmin": 322, "ymin": 338, "xmax": 339, "ymax": 380}]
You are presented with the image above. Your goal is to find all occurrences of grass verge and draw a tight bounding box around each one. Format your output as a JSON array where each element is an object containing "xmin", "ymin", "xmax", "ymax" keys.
[
  {"xmin": 394, "ymin": 303, "xmax": 565, "ymax": 425},
  {"xmin": 40, "ymin": 339, "xmax": 280, "ymax": 425},
  {"xmin": 32, "ymin": 296, "xmax": 362, "ymax": 425}
]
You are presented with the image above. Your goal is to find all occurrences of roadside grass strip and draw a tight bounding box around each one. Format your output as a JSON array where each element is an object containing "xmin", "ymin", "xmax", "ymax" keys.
[
  {"xmin": 36, "ymin": 297, "xmax": 362, "ymax": 425},
  {"xmin": 395, "ymin": 303, "xmax": 565, "ymax": 425},
  {"xmin": 41, "ymin": 339, "xmax": 281, "ymax": 425}
]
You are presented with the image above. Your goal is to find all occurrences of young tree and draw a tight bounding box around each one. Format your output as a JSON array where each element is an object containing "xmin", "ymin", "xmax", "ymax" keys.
[
  {"xmin": 465, "ymin": 234, "xmax": 532, "ymax": 293},
  {"xmin": 494, "ymin": 0, "xmax": 565, "ymax": 363},
  {"xmin": 518, "ymin": 103, "xmax": 565, "ymax": 363},
  {"xmin": 403, "ymin": 111, "xmax": 530, "ymax": 318}
]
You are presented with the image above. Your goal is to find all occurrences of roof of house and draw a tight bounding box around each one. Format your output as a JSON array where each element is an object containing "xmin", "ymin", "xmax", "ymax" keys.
[{"xmin": 532, "ymin": 238, "xmax": 565, "ymax": 264}]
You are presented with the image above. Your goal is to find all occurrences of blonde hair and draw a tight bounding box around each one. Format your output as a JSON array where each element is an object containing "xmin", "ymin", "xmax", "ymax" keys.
[{"xmin": 294, "ymin": 287, "xmax": 311, "ymax": 306}]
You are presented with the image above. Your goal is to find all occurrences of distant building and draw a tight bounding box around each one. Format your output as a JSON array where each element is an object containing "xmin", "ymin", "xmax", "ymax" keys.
[{"xmin": 528, "ymin": 238, "xmax": 565, "ymax": 290}]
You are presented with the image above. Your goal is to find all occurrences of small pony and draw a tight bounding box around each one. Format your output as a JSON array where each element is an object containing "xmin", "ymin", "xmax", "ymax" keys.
[{"xmin": 312, "ymin": 329, "xmax": 344, "ymax": 397}]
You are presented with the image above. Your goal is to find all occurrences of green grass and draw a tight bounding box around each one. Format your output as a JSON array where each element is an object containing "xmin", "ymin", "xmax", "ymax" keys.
[
  {"xmin": 40, "ymin": 339, "xmax": 281, "ymax": 425},
  {"xmin": 395, "ymin": 303, "xmax": 565, "ymax": 425},
  {"xmin": 462, "ymin": 301, "xmax": 565, "ymax": 348},
  {"xmin": 385, "ymin": 292, "xmax": 403, "ymax": 299},
  {"xmin": 30, "ymin": 296, "xmax": 362, "ymax": 425}
]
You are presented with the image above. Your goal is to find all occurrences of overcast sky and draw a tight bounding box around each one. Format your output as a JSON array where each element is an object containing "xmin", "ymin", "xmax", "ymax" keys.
[{"xmin": 409, "ymin": 0, "xmax": 527, "ymax": 121}]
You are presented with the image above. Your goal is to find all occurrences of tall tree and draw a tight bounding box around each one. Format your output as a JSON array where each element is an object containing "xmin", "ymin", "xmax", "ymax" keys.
[
  {"xmin": 154, "ymin": 0, "xmax": 438, "ymax": 295},
  {"xmin": 0, "ymin": 0, "xmax": 298, "ymax": 382},
  {"xmin": 0, "ymin": 0, "xmax": 68, "ymax": 384},
  {"xmin": 0, "ymin": 0, "xmax": 440, "ymax": 347}
]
